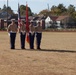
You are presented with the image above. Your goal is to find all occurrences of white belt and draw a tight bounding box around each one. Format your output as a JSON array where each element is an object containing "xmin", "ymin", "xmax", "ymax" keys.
[
  {"xmin": 29, "ymin": 31, "xmax": 35, "ymax": 35},
  {"xmin": 29, "ymin": 31, "xmax": 34, "ymax": 33},
  {"xmin": 10, "ymin": 31, "xmax": 16, "ymax": 33},
  {"xmin": 21, "ymin": 31, "xmax": 26, "ymax": 33},
  {"xmin": 37, "ymin": 32, "xmax": 42, "ymax": 33}
]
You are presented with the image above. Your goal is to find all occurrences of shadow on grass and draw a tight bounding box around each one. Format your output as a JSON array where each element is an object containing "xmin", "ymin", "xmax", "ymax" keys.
[
  {"xmin": 40, "ymin": 49, "xmax": 76, "ymax": 53},
  {"xmin": 15, "ymin": 48, "xmax": 76, "ymax": 53}
]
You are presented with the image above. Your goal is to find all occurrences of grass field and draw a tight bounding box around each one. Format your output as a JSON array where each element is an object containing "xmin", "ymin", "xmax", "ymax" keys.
[{"xmin": 0, "ymin": 32, "xmax": 76, "ymax": 75}]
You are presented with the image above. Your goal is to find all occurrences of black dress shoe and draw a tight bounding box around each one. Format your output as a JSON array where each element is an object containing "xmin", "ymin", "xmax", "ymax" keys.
[
  {"xmin": 30, "ymin": 48, "xmax": 34, "ymax": 49},
  {"xmin": 11, "ymin": 48, "xmax": 15, "ymax": 49},
  {"xmin": 21, "ymin": 48, "xmax": 25, "ymax": 49},
  {"xmin": 37, "ymin": 48, "xmax": 41, "ymax": 50}
]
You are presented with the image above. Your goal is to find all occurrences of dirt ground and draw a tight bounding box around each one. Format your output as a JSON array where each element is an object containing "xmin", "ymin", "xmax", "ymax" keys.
[{"xmin": 0, "ymin": 32, "xmax": 76, "ymax": 75}]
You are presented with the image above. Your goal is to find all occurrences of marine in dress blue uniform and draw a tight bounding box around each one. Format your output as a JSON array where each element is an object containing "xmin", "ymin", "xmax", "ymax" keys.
[
  {"xmin": 7, "ymin": 19, "xmax": 17, "ymax": 49},
  {"xmin": 29, "ymin": 21, "xmax": 35, "ymax": 49},
  {"xmin": 19, "ymin": 20, "xmax": 26, "ymax": 49},
  {"xmin": 35, "ymin": 21, "xmax": 42, "ymax": 49}
]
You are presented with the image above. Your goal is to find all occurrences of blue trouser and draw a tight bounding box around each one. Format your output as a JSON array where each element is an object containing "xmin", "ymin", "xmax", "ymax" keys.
[
  {"xmin": 20, "ymin": 32, "xmax": 26, "ymax": 49},
  {"xmin": 36, "ymin": 32, "xmax": 42, "ymax": 49},
  {"xmin": 29, "ymin": 32, "xmax": 35, "ymax": 49},
  {"xmin": 10, "ymin": 33, "xmax": 16, "ymax": 49}
]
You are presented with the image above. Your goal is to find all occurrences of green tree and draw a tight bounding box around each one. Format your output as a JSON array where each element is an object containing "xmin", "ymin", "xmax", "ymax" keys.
[
  {"xmin": 20, "ymin": 5, "xmax": 33, "ymax": 16},
  {"xmin": 2, "ymin": 4, "xmax": 7, "ymax": 11},
  {"xmin": 57, "ymin": 4, "xmax": 67, "ymax": 13},
  {"xmin": 67, "ymin": 5, "xmax": 76, "ymax": 20},
  {"xmin": 51, "ymin": 5, "xmax": 61, "ymax": 16},
  {"xmin": 7, "ymin": 6, "xmax": 14, "ymax": 15},
  {"xmin": 39, "ymin": 9, "xmax": 50, "ymax": 16},
  {"xmin": 51, "ymin": 4, "xmax": 67, "ymax": 16},
  {"xmin": 71, "ymin": 11, "xmax": 76, "ymax": 21},
  {"xmin": 2, "ymin": 4, "xmax": 14, "ymax": 15},
  {"xmin": 67, "ymin": 4, "xmax": 75, "ymax": 14},
  {"xmin": 0, "ymin": 8, "xmax": 1, "ymax": 12}
]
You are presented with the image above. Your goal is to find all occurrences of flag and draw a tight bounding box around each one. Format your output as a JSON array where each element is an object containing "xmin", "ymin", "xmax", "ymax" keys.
[
  {"xmin": 26, "ymin": 3, "xmax": 29, "ymax": 31},
  {"xmin": 18, "ymin": 3, "xmax": 21, "ymax": 28},
  {"xmin": 26, "ymin": 3, "xmax": 30, "ymax": 43}
]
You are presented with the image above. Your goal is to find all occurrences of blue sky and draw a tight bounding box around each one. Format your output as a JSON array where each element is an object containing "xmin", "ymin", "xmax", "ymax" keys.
[{"xmin": 0, "ymin": 0, "xmax": 76, "ymax": 14}]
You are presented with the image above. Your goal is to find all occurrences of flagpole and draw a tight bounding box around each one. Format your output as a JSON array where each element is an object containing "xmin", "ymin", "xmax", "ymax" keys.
[{"xmin": 18, "ymin": 0, "xmax": 19, "ymax": 4}]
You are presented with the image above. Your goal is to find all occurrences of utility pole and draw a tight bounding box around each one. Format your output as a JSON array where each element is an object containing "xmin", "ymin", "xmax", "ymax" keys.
[
  {"xmin": 7, "ymin": 0, "xmax": 8, "ymax": 26},
  {"xmin": 47, "ymin": 3, "xmax": 49, "ymax": 12},
  {"xmin": 47, "ymin": 3, "xmax": 50, "ymax": 16}
]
